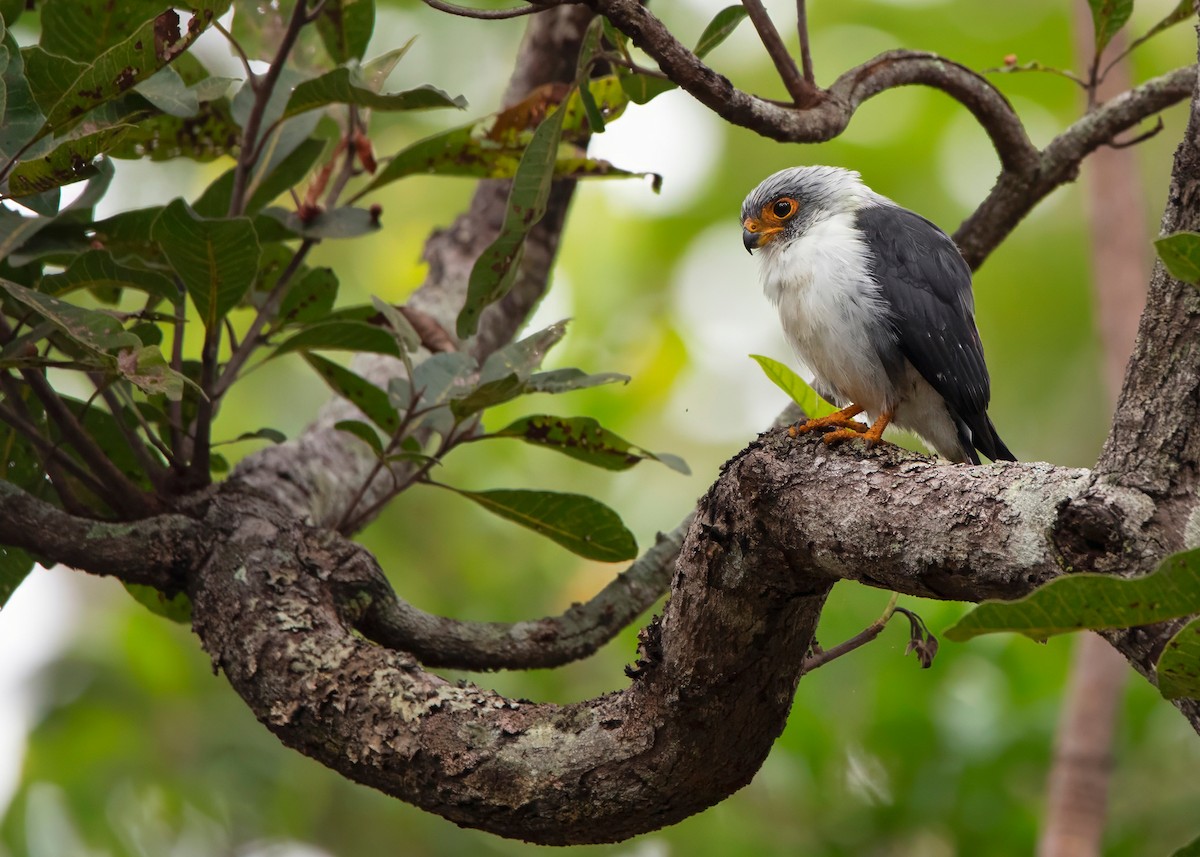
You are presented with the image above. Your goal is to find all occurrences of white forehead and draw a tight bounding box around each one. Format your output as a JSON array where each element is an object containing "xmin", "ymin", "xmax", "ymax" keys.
[{"xmin": 740, "ymin": 166, "xmax": 868, "ymax": 219}]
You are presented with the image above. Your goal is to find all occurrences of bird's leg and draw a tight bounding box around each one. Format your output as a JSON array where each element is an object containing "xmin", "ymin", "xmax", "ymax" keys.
[
  {"xmin": 821, "ymin": 410, "xmax": 893, "ymax": 448},
  {"xmin": 789, "ymin": 403, "xmax": 866, "ymax": 437}
]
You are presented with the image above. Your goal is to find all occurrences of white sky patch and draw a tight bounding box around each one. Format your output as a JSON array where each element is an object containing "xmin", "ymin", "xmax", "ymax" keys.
[
  {"xmin": 0, "ymin": 567, "xmax": 83, "ymax": 820},
  {"xmin": 665, "ymin": 223, "xmax": 795, "ymax": 442},
  {"xmin": 587, "ymin": 91, "xmax": 722, "ymax": 217}
]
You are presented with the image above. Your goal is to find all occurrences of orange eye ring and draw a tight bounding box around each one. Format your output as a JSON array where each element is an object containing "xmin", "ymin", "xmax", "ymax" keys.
[{"xmin": 762, "ymin": 197, "xmax": 798, "ymax": 223}]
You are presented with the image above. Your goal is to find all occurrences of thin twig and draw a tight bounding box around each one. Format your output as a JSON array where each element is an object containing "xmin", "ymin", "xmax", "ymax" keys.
[
  {"xmin": 95, "ymin": 381, "xmax": 168, "ymax": 490},
  {"xmin": 227, "ymin": 0, "xmax": 313, "ymax": 218},
  {"xmin": 168, "ymin": 293, "xmax": 187, "ymax": 467},
  {"xmin": 0, "ymin": 316, "xmax": 150, "ymax": 515},
  {"xmin": 188, "ymin": 323, "xmax": 221, "ymax": 486},
  {"xmin": 801, "ymin": 594, "xmax": 899, "ymax": 673},
  {"xmin": 420, "ymin": 0, "xmax": 542, "ymax": 20},
  {"xmin": 741, "ymin": 0, "xmax": 817, "ymax": 106},
  {"xmin": 0, "ymin": 400, "xmax": 111, "ymax": 504},
  {"xmin": 795, "ymin": 0, "xmax": 815, "ymax": 85},
  {"xmin": 115, "ymin": 384, "xmax": 180, "ymax": 467},
  {"xmin": 212, "ymin": 239, "xmax": 316, "ymax": 399},
  {"xmin": 598, "ymin": 52, "xmax": 670, "ymax": 79},
  {"xmin": 212, "ymin": 19, "xmax": 258, "ymax": 89}
]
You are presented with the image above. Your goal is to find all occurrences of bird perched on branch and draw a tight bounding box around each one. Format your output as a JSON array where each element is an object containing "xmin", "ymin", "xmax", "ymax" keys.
[{"xmin": 741, "ymin": 166, "xmax": 1014, "ymax": 465}]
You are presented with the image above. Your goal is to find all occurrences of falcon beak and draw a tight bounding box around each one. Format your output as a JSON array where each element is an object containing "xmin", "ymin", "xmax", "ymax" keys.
[{"xmin": 742, "ymin": 217, "xmax": 779, "ymax": 254}]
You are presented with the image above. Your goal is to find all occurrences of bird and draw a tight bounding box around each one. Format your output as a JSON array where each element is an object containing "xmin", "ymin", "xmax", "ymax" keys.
[{"xmin": 741, "ymin": 165, "xmax": 1014, "ymax": 465}]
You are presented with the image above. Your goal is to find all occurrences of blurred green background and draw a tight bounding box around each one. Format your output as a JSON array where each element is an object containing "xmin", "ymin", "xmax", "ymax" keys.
[{"xmin": 3, "ymin": 0, "xmax": 1200, "ymax": 855}]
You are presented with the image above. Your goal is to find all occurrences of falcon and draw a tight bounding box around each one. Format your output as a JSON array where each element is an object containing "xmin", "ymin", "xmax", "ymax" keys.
[{"xmin": 741, "ymin": 166, "xmax": 1014, "ymax": 464}]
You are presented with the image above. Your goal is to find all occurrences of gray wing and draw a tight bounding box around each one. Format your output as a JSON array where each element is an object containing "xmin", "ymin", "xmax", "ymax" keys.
[{"xmin": 854, "ymin": 203, "xmax": 990, "ymax": 420}]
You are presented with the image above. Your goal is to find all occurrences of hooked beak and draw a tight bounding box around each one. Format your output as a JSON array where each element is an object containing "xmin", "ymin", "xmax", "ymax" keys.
[{"xmin": 741, "ymin": 217, "xmax": 780, "ymax": 254}]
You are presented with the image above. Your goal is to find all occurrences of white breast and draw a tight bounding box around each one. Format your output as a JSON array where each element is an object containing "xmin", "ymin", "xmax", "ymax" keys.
[{"xmin": 758, "ymin": 212, "xmax": 895, "ymax": 415}]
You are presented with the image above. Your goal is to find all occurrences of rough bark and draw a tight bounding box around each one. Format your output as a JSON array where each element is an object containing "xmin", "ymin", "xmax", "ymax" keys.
[{"xmin": 1038, "ymin": 17, "xmax": 1148, "ymax": 856}]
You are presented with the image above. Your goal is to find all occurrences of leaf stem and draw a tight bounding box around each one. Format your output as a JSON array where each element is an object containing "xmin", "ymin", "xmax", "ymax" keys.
[
  {"xmin": 227, "ymin": 0, "xmax": 314, "ymax": 218},
  {"xmin": 212, "ymin": 238, "xmax": 316, "ymax": 399}
]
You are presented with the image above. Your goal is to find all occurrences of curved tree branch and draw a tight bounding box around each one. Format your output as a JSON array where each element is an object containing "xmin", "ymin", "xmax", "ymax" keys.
[
  {"xmin": 180, "ymin": 429, "xmax": 1197, "ymax": 847},
  {"xmin": 0, "ymin": 481, "xmax": 203, "ymax": 591},
  {"xmin": 955, "ymin": 64, "xmax": 1197, "ymax": 266},
  {"xmin": 340, "ymin": 513, "xmax": 690, "ymax": 670}
]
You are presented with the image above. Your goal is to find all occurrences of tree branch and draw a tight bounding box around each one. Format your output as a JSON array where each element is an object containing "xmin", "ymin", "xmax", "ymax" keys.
[
  {"xmin": 0, "ymin": 481, "xmax": 202, "ymax": 591},
  {"xmin": 338, "ymin": 512, "xmax": 690, "ymax": 670},
  {"xmin": 955, "ymin": 65, "xmax": 1197, "ymax": 267},
  {"xmin": 183, "ymin": 426, "xmax": 1200, "ymax": 846},
  {"xmin": 741, "ymin": 0, "xmax": 816, "ymax": 106}
]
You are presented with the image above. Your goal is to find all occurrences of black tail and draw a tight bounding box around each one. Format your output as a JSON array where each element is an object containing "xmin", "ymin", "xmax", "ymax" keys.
[{"xmin": 956, "ymin": 412, "xmax": 1016, "ymax": 464}]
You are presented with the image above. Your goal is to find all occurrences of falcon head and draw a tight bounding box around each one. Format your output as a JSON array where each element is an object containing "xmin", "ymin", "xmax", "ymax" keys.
[{"xmin": 741, "ymin": 166, "xmax": 870, "ymax": 254}]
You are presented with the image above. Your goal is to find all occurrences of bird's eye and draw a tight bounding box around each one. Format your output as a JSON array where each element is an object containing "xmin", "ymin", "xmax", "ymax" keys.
[{"xmin": 771, "ymin": 198, "xmax": 796, "ymax": 219}]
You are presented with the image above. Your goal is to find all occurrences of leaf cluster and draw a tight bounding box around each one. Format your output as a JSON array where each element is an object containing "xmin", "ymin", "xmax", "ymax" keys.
[{"xmin": 0, "ymin": 0, "xmax": 683, "ymax": 606}]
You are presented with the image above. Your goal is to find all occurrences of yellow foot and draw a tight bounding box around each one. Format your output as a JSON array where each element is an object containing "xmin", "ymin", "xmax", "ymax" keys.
[
  {"xmin": 818, "ymin": 411, "xmax": 894, "ymax": 449},
  {"xmin": 789, "ymin": 404, "xmax": 865, "ymax": 437}
]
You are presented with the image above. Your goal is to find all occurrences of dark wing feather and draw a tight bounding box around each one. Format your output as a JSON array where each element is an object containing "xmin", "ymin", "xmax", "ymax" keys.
[
  {"xmin": 855, "ymin": 204, "xmax": 1014, "ymax": 462},
  {"xmin": 854, "ymin": 203, "xmax": 990, "ymax": 418}
]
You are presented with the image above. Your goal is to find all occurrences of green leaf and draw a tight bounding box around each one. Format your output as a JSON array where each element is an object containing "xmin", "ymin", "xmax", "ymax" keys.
[
  {"xmin": 457, "ymin": 104, "xmax": 567, "ymax": 339},
  {"xmin": 334, "ymin": 418, "xmax": 384, "ymax": 456},
  {"xmin": 353, "ymin": 77, "xmax": 644, "ymax": 199},
  {"xmin": 360, "ymin": 43, "xmax": 414, "ymax": 93},
  {"xmin": 282, "ymin": 68, "xmax": 465, "ymax": 120},
  {"xmin": 272, "ymin": 320, "xmax": 402, "ymax": 358},
  {"xmin": 694, "ymin": 6, "xmax": 750, "ymax": 57},
  {"xmin": 262, "ymin": 205, "xmax": 381, "ymax": 240},
  {"xmin": 0, "ymin": 0, "xmax": 25, "ymax": 27},
  {"xmin": 1155, "ymin": 231, "xmax": 1200, "ymax": 286},
  {"xmin": 479, "ymin": 321, "xmax": 568, "ymax": 383},
  {"xmin": 134, "ymin": 65, "xmax": 199, "ymax": 118},
  {"xmin": 0, "ymin": 32, "xmax": 47, "ymax": 162},
  {"xmin": 0, "ymin": 544, "xmax": 34, "ymax": 608},
  {"xmin": 304, "ymin": 353, "xmax": 399, "ymax": 434},
  {"xmin": 1128, "ymin": 0, "xmax": 1196, "ymax": 53},
  {"xmin": 0, "ymin": 277, "xmax": 141, "ymax": 355},
  {"xmin": 447, "ymin": 487, "xmax": 637, "ymax": 562},
  {"xmin": 0, "ymin": 277, "xmax": 186, "ymax": 397},
  {"xmin": 152, "ymin": 199, "xmax": 260, "ymax": 329},
  {"xmin": 39, "ymin": 249, "xmax": 177, "ymax": 302},
  {"xmin": 525, "ymin": 367, "xmax": 629, "ymax": 394},
  {"xmin": 229, "ymin": 71, "xmax": 324, "ymax": 201},
  {"xmin": 123, "ymin": 583, "xmax": 192, "ymax": 623},
  {"xmin": 369, "ymin": 296, "xmax": 420, "ymax": 354},
  {"xmin": 278, "ymin": 266, "xmax": 338, "ymax": 327},
  {"xmin": 488, "ymin": 415, "xmax": 690, "ymax": 474},
  {"xmin": 117, "ymin": 344, "xmax": 186, "ymax": 401},
  {"xmin": 944, "ymin": 548, "xmax": 1200, "ymax": 643},
  {"xmin": 316, "ymin": 0, "xmax": 376, "ymax": 64},
  {"xmin": 458, "ymin": 99, "xmax": 571, "ymax": 336},
  {"xmin": 449, "ymin": 373, "xmax": 527, "ymax": 418},
  {"xmin": 215, "ymin": 427, "xmax": 288, "ymax": 447},
  {"xmin": 1086, "ymin": 0, "xmax": 1134, "ymax": 53},
  {"xmin": 749, "ymin": 353, "xmax": 837, "ymax": 419},
  {"xmin": 108, "ymin": 97, "xmax": 240, "ymax": 164},
  {"xmin": 1172, "ymin": 832, "xmax": 1200, "ymax": 857},
  {"xmin": 37, "ymin": 3, "xmax": 231, "ymax": 143},
  {"xmin": 0, "ymin": 207, "xmax": 52, "ymax": 261},
  {"xmin": 7, "ymin": 126, "xmax": 131, "ymax": 197},
  {"xmin": 410, "ymin": 351, "xmax": 476, "ymax": 409},
  {"xmin": 40, "ymin": 0, "xmax": 167, "ymax": 64},
  {"xmin": 1157, "ymin": 617, "xmax": 1200, "ymax": 699}
]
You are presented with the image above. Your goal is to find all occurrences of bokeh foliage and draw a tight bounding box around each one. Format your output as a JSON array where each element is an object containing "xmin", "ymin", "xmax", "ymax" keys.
[{"xmin": 2, "ymin": 0, "xmax": 1200, "ymax": 856}]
